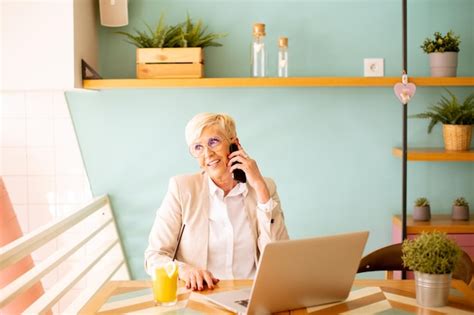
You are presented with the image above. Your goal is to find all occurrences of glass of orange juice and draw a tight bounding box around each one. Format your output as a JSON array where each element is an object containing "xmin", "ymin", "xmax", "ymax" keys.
[{"xmin": 151, "ymin": 261, "xmax": 179, "ymax": 306}]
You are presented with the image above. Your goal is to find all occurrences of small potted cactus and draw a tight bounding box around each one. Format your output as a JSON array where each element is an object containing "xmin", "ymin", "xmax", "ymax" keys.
[
  {"xmin": 452, "ymin": 197, "xmax": 470, "ymax": 221},
  {"xmin": 413, "ymin": 197, "xmax": 431, "ymax": 221}
]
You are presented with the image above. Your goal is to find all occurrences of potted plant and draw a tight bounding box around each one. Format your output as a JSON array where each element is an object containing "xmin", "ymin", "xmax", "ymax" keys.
[
  {"xmin": 402, "ymin": 231, "xmax": 461, "ymax": 307},
  {"xmin": 410, "ymin": 89, "xmax": 474, "ymax": 151},
  {"xmin": 421, "ymin": 30, "xmax": 460, "ymax": 77},
  {"xmin": 413, "ymin": 197, "xmax": 431, "ymax": 221},
  {"xmin": 452, "ymin": 197, "xmax": 470, "ymax": 221},
  {"xmin": 117, "ymin": 14, "xmax": 226, "ymax": 79}
]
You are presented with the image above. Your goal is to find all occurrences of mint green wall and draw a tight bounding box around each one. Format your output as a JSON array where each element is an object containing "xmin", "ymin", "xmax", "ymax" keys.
[{"xmin": 67, "ymin": 0, "xmax": 474, "ymax": 279}]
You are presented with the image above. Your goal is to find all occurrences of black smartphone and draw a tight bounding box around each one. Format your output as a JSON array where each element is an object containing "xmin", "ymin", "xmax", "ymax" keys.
[{"xmin": 229, "ymin": 143, "xmax": 247, "ymax": 183}]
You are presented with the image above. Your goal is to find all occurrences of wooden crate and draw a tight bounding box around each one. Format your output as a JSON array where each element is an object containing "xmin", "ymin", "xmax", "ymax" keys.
[{"xmin": 136, "ymin": 48, "xmax": 204, "ymax": 79}]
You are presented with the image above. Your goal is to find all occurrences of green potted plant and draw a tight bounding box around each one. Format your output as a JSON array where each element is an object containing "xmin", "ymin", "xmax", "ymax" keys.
[
  {"xmin": 413, "ymin": 197, "xmax": 431, "ymax": 221},
  {"xmin": 402, "ymin": 231, "xmax": 461, "ymax": 307},
  {"xmin": 421, "ymin": 30, "xmax": 461, "ymax": 77},
  {"xmin": 410, "ymin": 89, "xmax": 474, "ymax": 151},
  {"xmin": 117, "ymin": 14, "xmax": 226, "ymax": 79},
  {"xmin": 452, "ymin": 197, "xmax": 470, "ymax": 221}
]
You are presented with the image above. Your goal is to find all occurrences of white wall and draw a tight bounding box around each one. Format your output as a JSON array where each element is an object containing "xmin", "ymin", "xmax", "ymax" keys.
[
  {"xmin": 1, "ymin": 90, "xmax": 85, "ymax": 313},
  {"xmin": 1, "ymin": 1, "xmax": 127, "ymax": 313},
  {"xmin": 1, "ymin": 0, "xmax": 98, "ymax": 90},
  {"xmin": 74, "ymin": 0, "xmax": 99, "ymax": 87}
]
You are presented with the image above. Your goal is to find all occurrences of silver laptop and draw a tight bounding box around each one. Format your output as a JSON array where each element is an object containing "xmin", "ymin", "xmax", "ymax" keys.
[{"xmin": 205, "ymin": 231, "xmax": 369, "ymax": 314}]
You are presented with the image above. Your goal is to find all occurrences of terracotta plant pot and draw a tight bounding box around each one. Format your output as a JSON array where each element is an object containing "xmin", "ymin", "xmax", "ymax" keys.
[
  {"xmin": 429, "ymin": 52, "xmax": 458, "ymax": 77},
  {"xmin": 413, "ymin": 206, "xmax": 431, "ymax": 221},
  {"xmin": 452, "ymin": 205, "xmax": 470, "ymax": 221},
  {"xmin": 442, "ymin": 125, "xmax": 473, "ymax": 151}
]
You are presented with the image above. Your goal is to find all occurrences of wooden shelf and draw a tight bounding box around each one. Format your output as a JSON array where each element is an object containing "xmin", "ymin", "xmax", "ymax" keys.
[
  {"xmin": 83, "ymin": 77, "xmax": 474, "ymax": 89},
  {"xmin": 392, "ymin": 147, "xmax": 474, "ymax": 162},
  {"xmin": 393, "ymin": 215, "xmax": 474, "ymax": 234}
]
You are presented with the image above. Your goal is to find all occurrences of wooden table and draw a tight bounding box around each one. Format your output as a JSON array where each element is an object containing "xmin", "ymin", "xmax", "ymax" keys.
[{"xmin": 79, "ymin": 279, "xmax": 474, "ymax": 314}]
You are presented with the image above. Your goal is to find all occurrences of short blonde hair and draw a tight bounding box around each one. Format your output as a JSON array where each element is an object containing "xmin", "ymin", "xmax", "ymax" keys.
[{"xmin": 185, "ymin": 113, "xmax": 237, "ymax": 146}]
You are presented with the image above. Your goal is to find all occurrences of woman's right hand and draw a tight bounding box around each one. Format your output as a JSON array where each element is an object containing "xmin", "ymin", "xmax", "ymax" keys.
[{"xmin": 180, "ymin": 266, "xmax": 219, "ymax": 291}]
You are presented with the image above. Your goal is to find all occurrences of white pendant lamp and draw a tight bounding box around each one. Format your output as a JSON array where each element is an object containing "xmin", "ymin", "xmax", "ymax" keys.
[{"xmin": 99, "ymin": 0, "xmax": 128, "ymax": 27}]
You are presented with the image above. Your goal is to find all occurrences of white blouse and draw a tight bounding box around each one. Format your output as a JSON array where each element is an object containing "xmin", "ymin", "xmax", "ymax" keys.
[{"xmin": 206, "ymin": 178, "xmax": 274, "ymax": 279}]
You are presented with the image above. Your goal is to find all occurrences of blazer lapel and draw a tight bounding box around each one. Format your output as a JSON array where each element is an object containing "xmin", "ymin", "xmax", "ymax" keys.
[
  {"xmin": 181, "ymin": 172, "xmax": 210, "ymax": 270},
  {"xmin": 243, "ymin": 186, "xmax": 260, "ymax": 264},
  {"xmin": 197, "ymin": 173, "xmax": 210, "ymax": 269}
]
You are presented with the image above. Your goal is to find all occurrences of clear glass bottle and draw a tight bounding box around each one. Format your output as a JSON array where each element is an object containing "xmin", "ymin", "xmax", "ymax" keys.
[
  {"xmin": 278, "ymin": 37, "xmax": 288, "ymax": 77},
  {"xmin": 251, "ymin": 23, "xmax": 266, "ymax": 77}
]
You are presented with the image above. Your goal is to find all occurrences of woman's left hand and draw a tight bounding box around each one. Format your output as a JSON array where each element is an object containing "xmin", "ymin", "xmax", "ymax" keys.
[{"xmin": 228, "ymin": 143, "xmax": 270, "ymax": 203}]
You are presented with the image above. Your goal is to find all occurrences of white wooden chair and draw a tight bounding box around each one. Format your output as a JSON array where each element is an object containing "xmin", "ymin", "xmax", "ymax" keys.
[{"xmin": 0, "ymin": 195, "xmax": 130, "ymax": 314}]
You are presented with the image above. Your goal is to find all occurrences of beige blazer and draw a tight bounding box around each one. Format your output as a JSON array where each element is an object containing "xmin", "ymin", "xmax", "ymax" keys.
[{"xmin": 144, "ymin": 172, "xmax": 289, "ymax": 274}]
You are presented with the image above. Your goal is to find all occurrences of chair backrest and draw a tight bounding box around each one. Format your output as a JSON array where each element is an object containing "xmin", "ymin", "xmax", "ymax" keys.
[
  {"xmin": 0, "ymin": 195, "xmax": 130, "ymax": 314},
  {"xmin": 358, "ymin": 243, "xmax": 473, "ymax": 285},
  {"xmin": 453, "ymin": 251, "xmax": 474, "ymax": 285}
]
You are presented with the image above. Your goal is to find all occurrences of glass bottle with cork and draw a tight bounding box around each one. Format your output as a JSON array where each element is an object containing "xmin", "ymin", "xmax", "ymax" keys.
[
  {"xmin": 251, "ymin": 23, "xmax": 266, "ymax": 77},
  {"xmin": 278, "ymin": 37, "xmax": 288, "ymax": 77}
]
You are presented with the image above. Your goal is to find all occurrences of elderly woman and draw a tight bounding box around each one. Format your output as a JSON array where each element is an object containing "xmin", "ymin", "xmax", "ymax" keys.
[{"xmin": 144, "ymin": 113, "xmax": 289, "ymax": 291}]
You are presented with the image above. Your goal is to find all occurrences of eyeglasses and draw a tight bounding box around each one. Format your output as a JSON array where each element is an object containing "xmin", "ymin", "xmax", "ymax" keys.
[{"xmin": 189, "ymin": 136, "xmax": 225, "ymax": 158}]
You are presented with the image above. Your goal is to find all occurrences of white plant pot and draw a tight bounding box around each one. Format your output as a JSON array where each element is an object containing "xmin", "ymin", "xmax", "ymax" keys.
[
  {"xmin": 429, "ymin": 52, "xmax": 458, "ymax": 77},
  {"xmin": 414, "ymin": 271, "xmax": 451, "ymax": 307}
]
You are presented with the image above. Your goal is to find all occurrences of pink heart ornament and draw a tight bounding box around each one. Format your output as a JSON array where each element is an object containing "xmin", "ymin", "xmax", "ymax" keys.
[{"xmin": 394, "ymin": 82, "xmax": 416, "ymax": 104}]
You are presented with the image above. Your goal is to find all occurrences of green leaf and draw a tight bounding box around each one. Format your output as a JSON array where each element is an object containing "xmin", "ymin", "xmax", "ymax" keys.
[
  {"xmin": 402, "ymin": 231, "xmax": 461, "ymax": 274},
  {"xmin": 410, "ymin": 89, "xmax": 474, "ymax": 133},
  {"xmin": 420, "ymin": 30, "xmax": 460, "ymax": 54},
  {"xmin": 116, "ymin": 13, "xmax": 227, "ymax": 48}
]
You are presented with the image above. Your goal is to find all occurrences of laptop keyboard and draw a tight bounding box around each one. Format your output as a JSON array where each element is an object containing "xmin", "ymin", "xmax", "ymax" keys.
[{"xmin": 234, "ymin": 299, "xmax": 249, "ymax": 307}]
